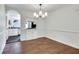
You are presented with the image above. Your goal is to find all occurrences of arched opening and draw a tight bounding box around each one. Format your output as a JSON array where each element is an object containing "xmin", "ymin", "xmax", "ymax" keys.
[{"xmin": 6, "ymin": 10, "xmax": 21, "ymax": 43}]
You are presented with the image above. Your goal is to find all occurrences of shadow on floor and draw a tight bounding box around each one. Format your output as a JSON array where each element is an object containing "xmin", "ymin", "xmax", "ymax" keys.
[{"xmin": 6, "ymin": 35, "xmax": 20, "ymax": 44}]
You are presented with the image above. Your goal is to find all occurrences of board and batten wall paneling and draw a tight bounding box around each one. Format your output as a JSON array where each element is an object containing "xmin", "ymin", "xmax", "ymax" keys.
[
  {"xmin": 45, "ymin": 5, "xmax": 79, "ymax": 48},
  {"xmin": 0, "ymin": 4, "xmax": 7, "ymax": 53}
]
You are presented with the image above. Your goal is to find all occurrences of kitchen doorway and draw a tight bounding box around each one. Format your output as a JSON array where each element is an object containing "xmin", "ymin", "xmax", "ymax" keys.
[{"xmin": 6, "ymin": 10, "xmax": 21, "ymax": 43}]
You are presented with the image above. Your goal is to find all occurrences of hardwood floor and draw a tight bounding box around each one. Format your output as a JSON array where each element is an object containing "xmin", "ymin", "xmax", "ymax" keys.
[{"xmin": 3, "ymin": 37, "xmax": 79, "ymax": 54}]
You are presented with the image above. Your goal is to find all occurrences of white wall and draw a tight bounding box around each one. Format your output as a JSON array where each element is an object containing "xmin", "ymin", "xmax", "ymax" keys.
[
  {"xmin": 20, "ymin": 10, "xmax": 45, "ymax": 41},
  {"xmin": 0, "ymin": 4, "xmax": 7, "ymax": 53},
  {"xmin": 45, "ymin": 5, "xmax": 79, "ymax": 48}
]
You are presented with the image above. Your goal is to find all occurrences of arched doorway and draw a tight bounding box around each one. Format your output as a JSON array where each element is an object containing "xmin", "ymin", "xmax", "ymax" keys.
[{"xmin": 6, "ymin": 10, "xmax": 21, "ymax": 43}]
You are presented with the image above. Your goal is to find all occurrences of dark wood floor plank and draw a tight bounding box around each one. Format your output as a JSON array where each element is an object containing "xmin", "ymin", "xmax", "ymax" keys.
[{"xmin": 3, "ymin": 37, "xmax": 79, "ymax": 54}]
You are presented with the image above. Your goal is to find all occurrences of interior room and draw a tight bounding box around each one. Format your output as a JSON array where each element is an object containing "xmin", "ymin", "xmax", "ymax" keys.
[{"xmin": 0, "ymin": 4, "xmax": 79, "ymax": 54}]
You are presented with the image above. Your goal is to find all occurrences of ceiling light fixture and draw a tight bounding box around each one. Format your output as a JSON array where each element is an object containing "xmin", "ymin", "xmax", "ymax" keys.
[{"xmin": 33, "ymin": 4, "xmax": 48, "ymax": 18}]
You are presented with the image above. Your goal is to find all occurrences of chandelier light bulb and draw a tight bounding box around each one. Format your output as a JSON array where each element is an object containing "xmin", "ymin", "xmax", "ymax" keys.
[
  {"xmin": 45, "ymin": 12, "xmax": 48, "ymax": 16},
  {"xmin": 42, "ymin": 15, "xmax": 45, "ymax": 18},
  {"xmin": 39, "ymin": 10, "xmax": 42, "ymax": 15},
  {"xmin": 36, "ymin": 14, "xmax": 39, "ymax": 18},
  {"xmin": 33, "ymin": 12, "xmax": 37, "ymax": 17}
]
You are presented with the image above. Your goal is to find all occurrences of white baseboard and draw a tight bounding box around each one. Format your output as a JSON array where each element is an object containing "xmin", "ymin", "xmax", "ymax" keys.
[{"xmin": 46, "ymin": 36, "xmax": 79, "ymax": 49}]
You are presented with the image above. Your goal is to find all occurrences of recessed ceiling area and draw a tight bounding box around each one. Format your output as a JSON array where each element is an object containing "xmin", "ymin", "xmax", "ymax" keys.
[
  {"xmin": 5, "ymin": 4, "xmax": 79, "ymax": 19},
  {"xmin": 5, "ymin": 4, "xmax": 66, "ymax": 12}
]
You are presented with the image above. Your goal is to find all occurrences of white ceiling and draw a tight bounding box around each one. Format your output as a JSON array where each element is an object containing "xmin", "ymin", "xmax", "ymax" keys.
[{"xmin": 5, "ymin": 4, "xmax": 66, "ymax": 12}]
